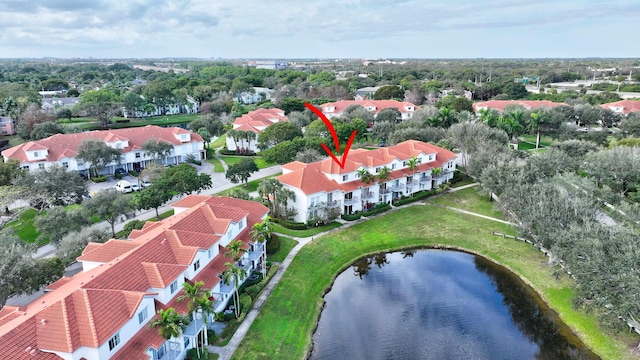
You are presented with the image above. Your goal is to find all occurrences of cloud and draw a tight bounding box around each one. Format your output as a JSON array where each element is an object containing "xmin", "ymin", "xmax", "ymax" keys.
[{"xmin": 0, "ymin": 0, "xmax": 637, "ymax": 58}]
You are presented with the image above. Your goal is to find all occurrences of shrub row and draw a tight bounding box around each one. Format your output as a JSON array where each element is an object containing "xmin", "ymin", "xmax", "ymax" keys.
[
  {"xmin": 272, "ymin": 217, "xmax": 308, "ymax": 230},
  {"xmin": 91, "ymin": 175, "xmax": 107, "ymax": 183},
  {"xmin": 341, "ymin": 202, "xmax": 392, "ymax": 221},
  {"xmin": 266, "ymin": 234, "xmax": 280, "ymax": 255},
  {"xmin": 393, "ymin": 189, "xmax": 438, "ymax": 206},
  {"xmin": 237, "ymin": 293, "xmax": 252, "ymax": 323},
  {"xmin": 361, "ymin": 202, "xmax": 392, "ymax": 217},
  {"xmin": 245, "ymin": 264, "xmax": 279, "ymax": 301}
]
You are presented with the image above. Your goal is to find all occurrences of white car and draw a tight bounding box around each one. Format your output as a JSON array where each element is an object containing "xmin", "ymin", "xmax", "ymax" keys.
[
  {"xmin": 130, "ymin": 183, "xmax": 140, "ymax": 192},
  {"xmin": 140, "ymin": 180, "xmax": 151, "ymax": 188}
]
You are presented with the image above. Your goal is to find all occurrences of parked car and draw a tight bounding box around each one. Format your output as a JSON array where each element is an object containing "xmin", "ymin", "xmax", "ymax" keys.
[
  {"xmin": 115, "ymin": 180, "xmax": 133, "ymax": 193},
  {"xmin": 130, "ymin": 183, "xmax": 140, "ymax": 192},
  {"xmin": 115, "ymin": 168, "xmax": 127, "ymax": 175},
  {"xmin": 140, "ymin": 180, "xmax": 152, "ymax": 188}
]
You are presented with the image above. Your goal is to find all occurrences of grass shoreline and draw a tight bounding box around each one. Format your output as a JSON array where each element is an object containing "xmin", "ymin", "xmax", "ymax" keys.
[{"xmin": 232, "ymin": 193, "xmax": 634, "ymax": 360}]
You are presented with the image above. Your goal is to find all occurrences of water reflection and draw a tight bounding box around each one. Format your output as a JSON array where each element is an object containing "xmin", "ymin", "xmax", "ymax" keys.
[{"xmin": 311, "ymin": 250, "xmax": 598, "ymax": 360}]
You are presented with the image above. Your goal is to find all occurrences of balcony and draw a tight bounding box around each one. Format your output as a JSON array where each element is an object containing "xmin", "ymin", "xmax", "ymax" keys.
[
  {"xmin": 344, "ymin": 196, "xmax": 359, "ymax": 205},
  {"xmin": 379, "ymin": 187, "xmax": 391, "ymax": 194},
  {"xmin": 247, "ymin": 242, "xmax": 264, "ymax": 261},
  {"xmin": 419, "ymin": 176, "xmax": 431, "ymax": 183},
  {"xmin": 406, "ymin": 179, "xmax": 419, "ymax": 186},
  {"xmin": 310, "ymin": 200, "xmax": 342, "ymax": 209},
  {"xmin": 327, "ymin": 200, "xmax": 341, "ymax": 208},
  {"xmin": 361, "ymin": 191, "xmax": 375, "ymax": 200},
  {"xmin": 390, "ymin": 184, "xmax": 405, "ymax": 192}
]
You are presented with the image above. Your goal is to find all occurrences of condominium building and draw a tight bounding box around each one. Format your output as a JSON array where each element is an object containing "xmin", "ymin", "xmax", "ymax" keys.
[
  {"xmin": 277, "ymin": 140, "xmax": 457, "ymax": 223},
  {"xmin": 1, "ymin": 126, "xmax": 204, "ymax": 175},
  {"xmin": 0, "ymin": 195, "xmax": 268, "ymax": 360}
]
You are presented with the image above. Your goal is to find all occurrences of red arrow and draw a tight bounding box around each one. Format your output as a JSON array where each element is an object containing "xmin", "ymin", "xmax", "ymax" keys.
[{"xmin": 304, "ymin": 102, "xmax": 357, "ymax": 169}]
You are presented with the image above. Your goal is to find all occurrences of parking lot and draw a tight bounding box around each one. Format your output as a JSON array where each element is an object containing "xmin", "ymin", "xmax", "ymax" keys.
[{"xmin": 87, "ymin": 174, "xmax": 144, "ymax": 195}]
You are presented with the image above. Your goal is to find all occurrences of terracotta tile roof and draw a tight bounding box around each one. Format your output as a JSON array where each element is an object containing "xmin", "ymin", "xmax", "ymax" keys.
[
  {"xmin": 0, "ymin": 196, "xmax": 268, "ymax": 359},
  {"xmin": 111, "ymin": 322, "xmax": 165, "ymax": 360},
  {"xmin": 231, "ymin": 108, "xmax": 287, "ymax": 133},
  {"xmin": 77, "ymin": 239, "xmax": 140, "ymax": 263},
  {"xmin": 172, "ymin": 195, "xmax": 211, "ymax": 208},
  {"xmin": 319, "ymin": 100, "xmax": 419, "ymax": 115},
  {"xmin": 278, "ymin": 140, "xmax": 457, "ymax": 195},
  {"xmin": 2, "ymin": 125, "xmax": 203, "ymax": 164},
  {"xmin": 45, "ymin": 276, "xmax": 73, "ymax": 291},
  {"xmin": 599, "ymin": 100, "xmax": 640, "ymax": 114},
  {"xmin": 472, "ymin": 100, "xmax": 567, "ymax": 112},
  {"xmin": 142, "ymin": 262, "xmax": 188, "ymax": 289}
]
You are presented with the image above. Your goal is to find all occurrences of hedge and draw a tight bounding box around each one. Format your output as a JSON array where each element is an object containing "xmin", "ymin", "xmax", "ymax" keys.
[
  {"xmin": 341, "ymin": 213, "xmax": 362, "ymax": 221},
  {"xmin": 266, "ymin": 234, "xmax": 281, "ymax": 255},
  {"xmin": 91, "ymin": 175, "xmax": 107, "ymax": 183},
  {"xmin": 237, "ymin": 293, "xmax": 252, "ymax": 323},
  {"xmin": 361, "ymin": 202, "xmax": 392, "ymax": 217},
  {"xmin": 272, "ymin": 217, "xmax": 308, "ymax": 230},
  {"xmin": 393, "ymin": 189, "xmax": 437, "ymax": 206},
  {"xmin": 244, "ymin": 264, "xmax": 279, "ymax": 301}
]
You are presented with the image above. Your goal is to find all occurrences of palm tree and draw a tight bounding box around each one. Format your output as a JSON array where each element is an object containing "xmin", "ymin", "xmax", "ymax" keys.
[
  {"xmin": 225, "ymin": 238, "xmax": 246, "ymax": 262},
  {"xmin": 356, "ymin": 168, "xmax": 375, "ymax": 185},
  {"xmin": 149, "ymin": 308, "xmax": 190, "ymax": 360},
  {"xmin": 438, "ymin": 106, "xmax": 457, "ymax": 128},
  {"xmin": 227, "ymin": 129, "xmax": 239, "ymax": 151},
  {"xmin": 177, "ymin": 281, "xmax": 206, "ymax": 356},
  {"xmin": 478, "ymin": 108, "xmax": 498, "ymax": 127},
  {"xmin": 196, "ymin": 291, "xmax": 215, "ymax": 349},
  {"xmin": 377, "ymin": 166, "xmax": 391, "ymax": 194},
  {"xmin": 275, "ymin": 186, "xmax": 296, "ymax": 220},
  {"xmin": 222, "ymin": 263, "xmax": 246, "ymax": 318},
  {"xmin": 250, "ymin": 217, "xmax": 273, "ymax": 276},
  {"xmin": 257, "ymin": 178, "xmax": 282, "ymax": 215},
  {"xmin": 251, "ymin": 216, "xmax": 274, "ymax": 243},
  {"xmin": 528, "ymin": 111, "xmax": 547, "ymax": 149},
  {"xmin": 406, "ymin": 156, "xmax": 419, "ymax": 196}
]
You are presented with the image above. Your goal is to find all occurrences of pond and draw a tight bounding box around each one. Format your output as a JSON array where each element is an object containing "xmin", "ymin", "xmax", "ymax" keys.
[{"xmin": 310, "ymin": 250, "xmax": 599, "ymax": 360}]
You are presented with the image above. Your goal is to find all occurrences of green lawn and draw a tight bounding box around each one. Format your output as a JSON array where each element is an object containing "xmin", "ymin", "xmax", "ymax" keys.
[
  {"xmin": 5, "ymin": 208, "xmax": 40, "ymax": 244},
  {"xmin": 426, "ymin": 187, "xmax": 502, "ymax": 218},
  {"xmin": 272, "ymin": 222, "xmax": 342, "ymax": 238},
  {"xmin": 520, "ymin": 134, "xmax": 554, "ymax": 147},
  {"xmin": 232, "ymin": 192, "xmax": 631, "ymax": 360},
  {"xmin": 207, "ymin": 157, "xmax": 225, "ymax": 172},
  {"xmin": 67, "ymin": 113, "xmax": 200, "ymax": 131},
  {"xmin": 219, "ymin": 175, "xmax": 279, "ymax": 195},
  {"xmin": 210, "ymin": 134, "xmax": 227, "ymax": 149},
  {"xmin": 218, "ymin": 155, "xmax": 274, "ymax": 170},
  {"xmin": 267, "ymin": 236, "xmax": 298, "ymax": 263}
]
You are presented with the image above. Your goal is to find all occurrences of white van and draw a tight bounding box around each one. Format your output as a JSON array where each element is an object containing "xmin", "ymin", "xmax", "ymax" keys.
[{"xmin": 115, "ymin": 180, "xmax": 133, "ymax": 193}]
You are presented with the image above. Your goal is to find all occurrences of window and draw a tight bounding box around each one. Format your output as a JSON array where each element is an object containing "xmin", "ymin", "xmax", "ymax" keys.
[
  {"xmin": 342, "ymin": 175, "xmax": 348, "ymax": 181},
  {"xmin": 135, "ymin": 152, "xmax": 141, "ymax": 158},
  {"xmin": 34, "ymin": 152, "xmax": 39, "ymax": 157},
  {"xmin": 375, "ymin": 167, "xmax": 380, "ymax": 173},
  {"xmin": 108, "ymin": 333, "xmax": 120, "ymax": 351},
  {"xmin": 184, "ymin": 336, "xmax": 190, "ymax": 348},
  {"xmin": 402, "ymin": 161, "xmax": 407, "ymax": 166},
  {"xmin": 138, "ymin": 306, "xmax": 148, "ymax": 324},
  {"xmin": 208, "ymin": 247, "xmax": 213, "ymax": 258},
  {"xmin": 38, "ymin": 163, "xmax": 44, "ymax": 169},
  {"xmin": 157, "ymin": 343, "xmax": 166, "ymax": 359},
  {"xmin": 170, "ymin": 280, "xmax": 178, "ymax": 293},
  {"xmin": 62, "ymin": 162, "xmax": 68, "ymax": 168},
  {"xmin": 193, "ymin": 260, "xmax": 200, "ymax": 271},
  {"xmin": 391, "ymin": 164, "xmax": 396, "ymax": 170},
  {"xmin": 429, "ymin": 155, "xmax": 433, "ymax": 160}
]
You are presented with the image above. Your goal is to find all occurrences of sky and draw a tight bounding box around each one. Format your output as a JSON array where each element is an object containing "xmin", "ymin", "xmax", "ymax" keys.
[{"xmin": 0, "ymin": 0, "xmax": 639, "ymax": 59}]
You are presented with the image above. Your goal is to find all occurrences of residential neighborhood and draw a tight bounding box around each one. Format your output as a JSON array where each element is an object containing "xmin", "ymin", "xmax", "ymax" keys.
[{"xmin": 1, "ymin": 57, "xmax": 640, "ymax": 360}]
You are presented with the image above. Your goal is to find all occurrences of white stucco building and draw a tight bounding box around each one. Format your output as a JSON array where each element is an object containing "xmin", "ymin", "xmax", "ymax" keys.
[
  {"xmin": 2, "ymin": 125, "xmax": 205, "ymax": 175},
  {"xmin": 0, "ymin": 195, "xmax": 269, "ymax": 360},
  {"xmin": 277, "ymin": 140, "xmax": 457, "ymax": 223}
]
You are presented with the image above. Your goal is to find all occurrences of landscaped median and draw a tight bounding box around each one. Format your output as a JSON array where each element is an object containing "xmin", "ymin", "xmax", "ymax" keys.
[{"xmin": 231, "ymin": 191, "xmax": 633, "ymax": 360}]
